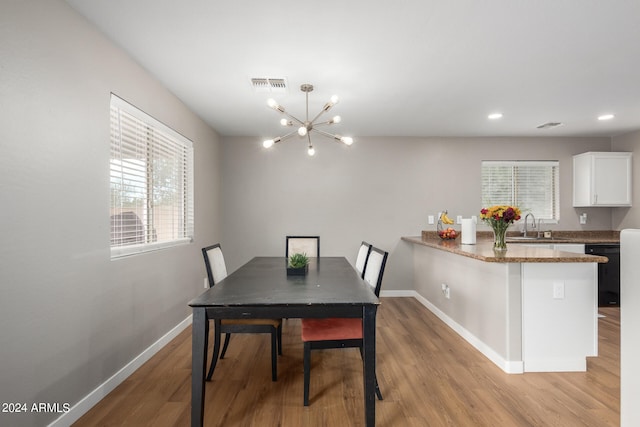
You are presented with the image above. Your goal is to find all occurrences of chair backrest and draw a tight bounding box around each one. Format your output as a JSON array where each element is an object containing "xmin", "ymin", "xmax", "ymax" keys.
[
  {"xmin": 363, "ymin": 246, "xmax": 388, "ymax": 297},
  {"xmin": 202, "ymin": 243, "xmax": 228, "ymax": 287},
  {"xmin": 286, "ymin": 235, "xmax": 320, "ymax": 258},
  {"xmin": 355, "ymin": 241, "xmax": 372, "ymax": 279}
]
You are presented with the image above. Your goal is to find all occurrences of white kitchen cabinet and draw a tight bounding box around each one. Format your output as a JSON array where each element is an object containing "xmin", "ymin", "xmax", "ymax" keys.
[{"xmin": 573, "ymin": 152, "xmax": 632, "ymax": 207}]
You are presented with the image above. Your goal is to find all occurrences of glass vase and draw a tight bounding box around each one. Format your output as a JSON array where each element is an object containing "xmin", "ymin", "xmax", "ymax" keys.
[{"xmin": 492, "ymin": 225, "xmax": 508, "ymax": 251}]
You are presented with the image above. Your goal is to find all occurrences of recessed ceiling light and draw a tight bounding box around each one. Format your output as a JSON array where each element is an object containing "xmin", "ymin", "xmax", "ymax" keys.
[
  {"xmin": 598, "ymin": 114, "xmax": 615, "ymax": 121},
  {"xmin": 488, "ymin": 113, "xmax": 503, "ymax": 120}
]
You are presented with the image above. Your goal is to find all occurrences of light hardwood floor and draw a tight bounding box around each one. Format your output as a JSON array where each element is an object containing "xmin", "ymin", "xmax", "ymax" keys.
[{"xmin": 73, "ymin": 298, "xmax": 620, "ymax": 426}]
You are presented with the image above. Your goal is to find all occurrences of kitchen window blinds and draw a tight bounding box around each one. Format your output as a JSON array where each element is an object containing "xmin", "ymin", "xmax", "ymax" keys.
[
  {"xmin": 109, "ymin": 94, "xmax": 194, "ymax": 258},
  {"xmin": 481, "ymin": 160, "xmax": 559, "ymax": 222}
]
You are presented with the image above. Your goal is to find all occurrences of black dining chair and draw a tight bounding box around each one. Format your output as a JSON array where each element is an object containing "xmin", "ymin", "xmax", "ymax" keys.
[
  {"xmin": 202, "ymin": 243, "xmax": 283, "ymax": 381},
  {"xmin": 300, "ymin": 245, "xmax": 388, "ymax": 406},
  {"xmin": 286, "ymin": 235, "xmax": 320, "ymax": 258}
]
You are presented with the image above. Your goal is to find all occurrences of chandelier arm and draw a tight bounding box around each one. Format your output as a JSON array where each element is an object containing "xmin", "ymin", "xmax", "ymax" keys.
[
  {"xmin": 273, "ymin": 129, "xmax": 299, "ymax": 142},
  {"xmin": 312, "ymin": 120, "xmax": 335, "ymax": 127},
  {"xmin": 312, "ymin": 128, "xmax": 341, "ymax": 141},
  {"xmin": 310, "ymin": 108, "xmax": 330, "ymax": 125},
  {"xmin": 281, "ymin": 111, "xmax": 305, "ymax": 126}
]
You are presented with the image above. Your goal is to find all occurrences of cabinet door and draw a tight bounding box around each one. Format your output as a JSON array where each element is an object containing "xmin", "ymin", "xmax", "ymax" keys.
[{"xmin": 593, "ymin": 155, "xmax": 632, "ymax": 206}]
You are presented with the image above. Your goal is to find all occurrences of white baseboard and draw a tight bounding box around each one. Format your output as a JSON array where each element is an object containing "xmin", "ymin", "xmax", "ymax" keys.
[
  {"xmin": 410, "ymin": 291, "xmax": 524, "ymax": 374},
  {"xmin": 48, "ymin": 315, "xmax": 193, "ymax": 427}
]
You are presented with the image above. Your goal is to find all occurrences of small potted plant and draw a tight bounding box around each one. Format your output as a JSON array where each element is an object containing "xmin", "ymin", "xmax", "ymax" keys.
[{"xmin": 287, "ymin": 252, "xmax": 309, "ymax": 276}]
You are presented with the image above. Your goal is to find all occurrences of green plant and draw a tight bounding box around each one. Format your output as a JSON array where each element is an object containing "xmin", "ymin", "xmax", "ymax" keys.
[{"xmin": 288, "ymin": 252, "xmax": 309, "ymax": 268}]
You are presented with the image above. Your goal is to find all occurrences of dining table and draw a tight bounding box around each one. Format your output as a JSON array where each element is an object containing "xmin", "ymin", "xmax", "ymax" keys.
[{"xmin": 189, "ymin": 256, "xmax": 381, "ymax": 426}]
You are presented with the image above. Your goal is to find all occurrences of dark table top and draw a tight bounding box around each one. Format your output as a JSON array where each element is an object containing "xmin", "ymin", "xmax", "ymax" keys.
[{"xmin": 189, "ymin": 256, "xmax": 380, "ymax": 308}]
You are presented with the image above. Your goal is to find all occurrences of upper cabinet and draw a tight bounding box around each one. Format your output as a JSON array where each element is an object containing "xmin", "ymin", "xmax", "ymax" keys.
[{"xmin": 573, "ymin": 152, "xmax": 632, "ymax": 207}]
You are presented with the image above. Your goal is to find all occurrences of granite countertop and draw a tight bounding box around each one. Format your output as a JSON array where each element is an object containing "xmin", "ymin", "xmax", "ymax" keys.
[
  {"xmin": 423, "ymin": 229, "xmax": 620, "ymax": 244},
  {"xmin": 402, "ymin": 234, "xmax": 610, "ymax": 263}
]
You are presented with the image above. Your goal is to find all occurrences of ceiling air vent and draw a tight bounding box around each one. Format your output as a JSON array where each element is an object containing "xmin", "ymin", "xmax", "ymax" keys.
[
  {"xmin": 536, "ymin": 122, "xmax": 564, "ymax": 129},
  {"xmin": 250, "ymin": 77, "xmax": 288, "ymax": 93}
]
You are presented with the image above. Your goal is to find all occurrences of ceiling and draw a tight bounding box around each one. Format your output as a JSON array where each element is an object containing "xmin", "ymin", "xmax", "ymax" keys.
[{"xmin": 65, "ymin": 0, "xmax": 640, "ymax": 139}]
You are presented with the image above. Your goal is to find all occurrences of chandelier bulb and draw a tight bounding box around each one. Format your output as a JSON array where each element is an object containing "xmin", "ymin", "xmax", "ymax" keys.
[
  {"xmin": 341, "ymin": 136, "xmax": 354, "ymax": 145},
  {"xmin": 331, "ymin": 115, "xmax": 341, "ymax": 124},
  {"xmin": 263, "ymin": 139, "xmax": 274, "ymax": 148},
  {"xmin": 267, "ymin": 98, "xmax": 284, "ymax": 113},
  {"xmin": 308, "ymin": 146, "xmax": 316, "ymax": 156},
  {"xmin": 298, "ymin": 126, "xmax": 308, "ymax": 136},
  {"xmin": 280, "ymin": 118, "xmax": 290, "ymax": 126},
  {"xmin": 331, "ymin": 95, "xmax": 339, "ymax": 105}
]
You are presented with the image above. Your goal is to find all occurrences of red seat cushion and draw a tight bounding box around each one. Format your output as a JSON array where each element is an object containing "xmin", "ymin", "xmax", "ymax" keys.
[{"xmin": 301, "ymin": 318, "xmax": 363, "ymax": 342}]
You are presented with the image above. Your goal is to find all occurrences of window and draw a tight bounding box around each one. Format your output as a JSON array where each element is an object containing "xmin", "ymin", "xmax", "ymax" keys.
[
  {"xmin": 110, "ymin": 94, "xmax": 194, "ymax": 258},
  {"xmin": 481, "ymin": 160, "xmax": 559, "ymax": 222}
]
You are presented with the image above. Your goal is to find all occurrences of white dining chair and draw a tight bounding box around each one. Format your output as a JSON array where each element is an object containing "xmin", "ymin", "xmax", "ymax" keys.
[
  {"xmin": 286, "ymin": 235, "xmax": 320, "ymax": 258},
  {"xmin": 355, "ymin": 241, "xmax": 372, "ymax": 279}
]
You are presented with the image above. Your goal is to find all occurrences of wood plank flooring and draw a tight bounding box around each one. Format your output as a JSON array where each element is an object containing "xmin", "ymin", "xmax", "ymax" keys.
[{"xmin": 73, "ymin": 298, "xmax": 620, "ymax": 426}]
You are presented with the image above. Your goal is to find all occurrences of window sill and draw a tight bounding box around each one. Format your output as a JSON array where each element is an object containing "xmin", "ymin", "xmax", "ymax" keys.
[{"xmin": 110, "ymin": 237, "xmax": 192, "ymax": 260}]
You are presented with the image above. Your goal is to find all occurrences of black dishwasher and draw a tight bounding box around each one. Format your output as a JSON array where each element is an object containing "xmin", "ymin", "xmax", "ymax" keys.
[{"xmin": 585, "ymin": 244, "xmax": 620, "ymax": 307}]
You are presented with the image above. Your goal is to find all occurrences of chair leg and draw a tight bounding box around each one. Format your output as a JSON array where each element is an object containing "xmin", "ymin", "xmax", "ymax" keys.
[
  {"xmin": 303, "ymin": 342, "xmax": 311, "ymax": 406},
  {"xmin": 206, "ymin": 321, "xmax": 222, "ymax": 381},
  {"xmin": 270, "ymin": 328, "xmax": 277, "ymax": 382},
  {"xmin": 220, "ymin": 333, "xmax": 231, "ymax": 359},
  {"xmin": 359, "ymin": 346, "xmax": 383, "ymax": 400},
  {"xmin": 375, "ymin": 374, "xmax": 383, "ymax": 401},
  {"xmin": 277, "ymin": 324, "xmax": 283, "ymax": 356}
]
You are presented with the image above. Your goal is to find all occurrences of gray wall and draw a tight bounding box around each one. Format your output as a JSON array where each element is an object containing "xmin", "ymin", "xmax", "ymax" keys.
[
  {"xmin": 0, "ymin": 2, "xmax": 221, "ymax": 426},
  {"xmin": 220, "ymin": 135, "xmax": 617, "ymax": 291}
]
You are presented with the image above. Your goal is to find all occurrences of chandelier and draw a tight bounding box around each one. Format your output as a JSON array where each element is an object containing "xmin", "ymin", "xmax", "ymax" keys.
[{"xmin": 262, "ymin": 84, "xmax": 353, "ymax": 156}]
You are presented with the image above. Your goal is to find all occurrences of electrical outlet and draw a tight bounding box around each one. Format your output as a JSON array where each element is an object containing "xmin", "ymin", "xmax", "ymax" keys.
[
  {"xmin": 428, "ymin": 215, "xmax": 435, "ymax": 225},
  {"xmin": 553, "ymin": 282, "xmax": 565, "ymax": 299},
  {"xmin": 204, "ymin": 277, "xmax": 209, "ymax": 289},
  {"xmin": 441, "ymin": 283, "xmax": 450, "ymax": 299},
  {"xmin": 580, "ymin": 213, "xmax": 587, "ymax": 225}
]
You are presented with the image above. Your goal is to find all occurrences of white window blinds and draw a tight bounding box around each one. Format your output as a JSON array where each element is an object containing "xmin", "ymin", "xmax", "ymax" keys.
[
  {"xmin": 110, "ymin": 94, "xmax": 194, "ymax": 258},
  {"xmin": 481, "ymin": 161, "xmax": 559, "ymax": 221}
]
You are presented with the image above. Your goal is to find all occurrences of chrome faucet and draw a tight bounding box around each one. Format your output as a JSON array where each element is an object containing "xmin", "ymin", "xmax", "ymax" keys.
[{"xmin": 523, "ymin": 213, "xmax": 536, "ymax": 237}]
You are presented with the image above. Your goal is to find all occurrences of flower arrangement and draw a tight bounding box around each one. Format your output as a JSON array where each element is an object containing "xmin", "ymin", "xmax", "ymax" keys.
[{"xmin": 480, "ymin": 205, "xmax": 522, "ymax": 250}]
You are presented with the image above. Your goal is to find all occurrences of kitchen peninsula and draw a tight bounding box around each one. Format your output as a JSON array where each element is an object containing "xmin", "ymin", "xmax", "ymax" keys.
[{"xmin": 402, "ymin": 235, "xmax": 608, "ymax": 374}]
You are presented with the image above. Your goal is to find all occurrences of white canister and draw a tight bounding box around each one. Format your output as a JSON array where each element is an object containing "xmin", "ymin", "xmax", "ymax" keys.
[{"xmin": 461, "ymin": 218, "xmax": 476, "ymax": 245}]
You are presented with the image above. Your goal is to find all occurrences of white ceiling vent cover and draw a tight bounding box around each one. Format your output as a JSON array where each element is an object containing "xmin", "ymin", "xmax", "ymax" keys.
[
  {"xmin": 250, "ymin": 78, "xmax": 288, "ymax": 93},
  {"xmin": 536, "ymin": 122, "xmax": 564, "ymax": 129}
]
